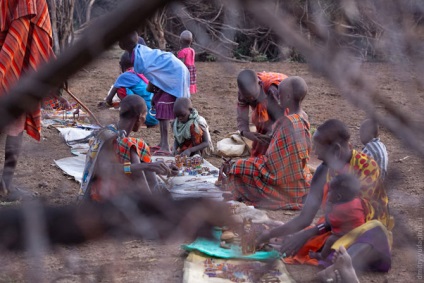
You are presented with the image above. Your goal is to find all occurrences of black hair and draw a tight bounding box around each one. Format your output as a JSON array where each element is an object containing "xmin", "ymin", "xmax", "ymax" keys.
[
  {"xmin": 119, "ymin": 52, "xmax": 133, "ymax": 71},
  {"xmin": 329, "ymin": 174, "xmax": 361, "ymax": 202},
  {"xmin": 237, "ymin": 69, "xmax": 257, "ymax": 91},
  {"xmin": 119, "ymin": 95, "xmax": 147, "ymax": 119}
]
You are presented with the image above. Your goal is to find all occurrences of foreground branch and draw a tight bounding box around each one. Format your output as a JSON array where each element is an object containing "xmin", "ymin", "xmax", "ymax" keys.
[
  {"xmin": 0, "ymin": 194, "xmax": 232, "ymax": 250},
  {"xmin": 0, "ymin": 0, "xmax": 174, "ymax": 132}
]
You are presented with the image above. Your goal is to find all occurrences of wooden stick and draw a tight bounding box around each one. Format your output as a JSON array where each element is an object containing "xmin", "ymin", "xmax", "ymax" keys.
[{"xmin": 63, "ymin": 87, "xmax": 102, "ymax": 126}]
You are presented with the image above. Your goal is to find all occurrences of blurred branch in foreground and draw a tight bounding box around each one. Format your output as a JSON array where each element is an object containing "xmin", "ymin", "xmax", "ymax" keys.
[{"xmin": 0, "ymin": 194, "xmax": 232, "ymax": 251}]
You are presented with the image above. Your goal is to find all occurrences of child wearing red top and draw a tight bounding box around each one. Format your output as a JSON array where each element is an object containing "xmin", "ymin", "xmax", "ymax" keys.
[
  {"xmin": 177, "ymin": 30, "xmax": 197, "ymax": 94},
  {"xmin": 309, "ymin": 174, "xmax": 366, "ymax": 260}
]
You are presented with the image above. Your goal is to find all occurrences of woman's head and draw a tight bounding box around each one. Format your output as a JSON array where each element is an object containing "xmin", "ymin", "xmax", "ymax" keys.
[
  {"xmin": 173, "ymin": 97, "xmax": 192, "ymax": 123},
  {"xmin": 118, "ymin": 31, "xmax": 138, "ymax": 53},
  {"xmin": 237, "ymin": 70, "xmax": 261, "ymax": 103},
  {"xmin": 120, "ymin": 95, "xmax": 147, "ymax": 132},
  {"xmin": 279, "ymin": 76, "xmax": 308, "ymax": 110},
  {"xmin": 313, "ymin": 119, "xmax": 351, "ymax": 167}
]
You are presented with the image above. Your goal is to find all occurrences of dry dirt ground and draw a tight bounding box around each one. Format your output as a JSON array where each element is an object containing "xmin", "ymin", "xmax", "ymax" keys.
[{"xmin": 0, "ymin": 45, "xmax": 423, "ymax": 282}]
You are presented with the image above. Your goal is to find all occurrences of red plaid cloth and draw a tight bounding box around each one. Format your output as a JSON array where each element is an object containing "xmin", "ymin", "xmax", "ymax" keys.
[
  {"xmin": 0, "ymin": 0, "xmax": 54, "ymax": 140},
  {"xmin": 114, "ymin": 137, "xmax": 151, "ymax": 164},
  {"xmin": 228, "ymin": 113, "xmax": 312, "ymax": 210}
]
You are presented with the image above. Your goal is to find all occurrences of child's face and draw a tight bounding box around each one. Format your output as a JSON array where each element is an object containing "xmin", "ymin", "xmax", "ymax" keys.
[
  {"xmin": 175, "ymin": 108, "xmax": 191, "ymax": 123},
  {"xmin": 240, "ymin": 82, "xmax": 261, "ymax": 103}
]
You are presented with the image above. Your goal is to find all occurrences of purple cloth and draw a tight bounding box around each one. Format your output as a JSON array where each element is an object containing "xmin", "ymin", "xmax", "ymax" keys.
[
  {"xmin": 152, "ymin": 90, "xmax": 176, "ymax": 120},
  {"xmin": 318, "ymin": 225, "xmax": 391, "ymax": 272}
]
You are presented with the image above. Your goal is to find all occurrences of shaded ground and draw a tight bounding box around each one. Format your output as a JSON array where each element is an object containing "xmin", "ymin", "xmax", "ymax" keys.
[{"xmin": 0, "ymin": 45, "xmax": 422, "ymax": 282}]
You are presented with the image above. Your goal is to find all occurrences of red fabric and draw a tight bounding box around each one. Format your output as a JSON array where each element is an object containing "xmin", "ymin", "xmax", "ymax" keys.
[
  {"xmin": 284, "ymin": 151, "xmax": 390, "ymax": 266},
  {"xmin": 177, "ymin": 123, "xmax": 204, "ymax": 154},
  {"xmin": 228, "ymin": 113, "xmax": 312, "ymax": 210},
  {"xmin": 250, "ymin": 99, "xmax": 273, "ymax": 157},
  {"xmin": 257, "ymin": 72, "xmax": 287, "ymax": 94},
  {"xmin": 0, "ymin": 0, "xmax": 54, "ymax": 140},
  {"xmin": 327, "ymin": 197, "xmax": 366, "ymax": 235}
]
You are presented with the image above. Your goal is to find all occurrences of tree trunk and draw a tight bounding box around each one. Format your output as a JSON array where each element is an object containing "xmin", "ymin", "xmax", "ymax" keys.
[
  {"xmin": 147, "ymin": 9, "xmax": 167, "ymax": 50},
  {"xmin": 48, "ymin": 0, "xmax": 61, "ymax": 54}
]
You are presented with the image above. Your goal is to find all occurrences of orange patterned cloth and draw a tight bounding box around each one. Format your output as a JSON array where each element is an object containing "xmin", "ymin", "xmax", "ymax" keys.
[
  {"xmin": 284, "ymin": 150, "xmax": 391, "ymax": 266},
  {"xmin": 0, "ymin": 0, "xmax": 54, "ymax": 140},
  {"xmin": 257, "ymin": 72, "xmax": 288, "ymax": 94}
]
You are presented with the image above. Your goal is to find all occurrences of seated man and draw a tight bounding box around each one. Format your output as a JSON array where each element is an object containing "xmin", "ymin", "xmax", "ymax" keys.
[
  {"xmin": 80, "ymin": 95, "xmax": 172, "ymax": 201},
  {"xmin": 257, "ymin": 119, "xmax": 393, "ymax": 281},
  {"xmin": 236, "ymin": 70, "xmax": 287, "ymax": 157},
  {"xmin": 105, "ymin": 52, "xmax": 158, "ymax": 127},
  {"xmin": 172, "ymin": 97, "xmax": 213, "ymax": 157},
  {"xmin": 228, "ymin": 76, "xmax": 311, "ymax": 210}
]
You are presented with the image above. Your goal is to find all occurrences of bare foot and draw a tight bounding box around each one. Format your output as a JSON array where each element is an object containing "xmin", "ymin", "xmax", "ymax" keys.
[
  {"xmin": 317, "ymin": 246, "xmax": 359, "ymax": 283},
  {"xmin": 333, "ymin": 246, "xmax": 359, "ymax": 283}
]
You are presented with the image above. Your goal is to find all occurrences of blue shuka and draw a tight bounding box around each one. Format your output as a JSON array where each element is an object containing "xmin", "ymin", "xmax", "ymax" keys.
[{"xmin": 114, "ymin": 70, "xmax": 158, "ymax": 127}]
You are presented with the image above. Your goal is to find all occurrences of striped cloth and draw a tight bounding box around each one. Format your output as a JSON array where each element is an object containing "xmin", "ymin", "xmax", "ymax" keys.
[
  {"xmin": 228, "ymin": 113, "xmax": 312, "ymax": 210},
  {"xmin": 0, "ymin": 0, "xmax": 54, "ymax": 140},
  {"xmin": 362, "ymin": 138, "xmax": 388, "ymax": 179}
]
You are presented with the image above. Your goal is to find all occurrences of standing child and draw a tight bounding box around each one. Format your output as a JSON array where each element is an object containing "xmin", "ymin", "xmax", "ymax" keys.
[
  {"xmin": 177, "ymin": 30, "xmax": 197, "ymax": 94},
  {"xmin": 118, "ymin": 31, "xmax": 190, "ymax": 156},
  {"xmin": 172, "ymin": 98, "xmax": 213, "ymax": 156},
  {"xmin": 359, "ymin": 119, "xmax": 388, "ymax": 180},
  {"xmin": 309, "ymin": 174, "xmax": 366, "ymax": 260}
]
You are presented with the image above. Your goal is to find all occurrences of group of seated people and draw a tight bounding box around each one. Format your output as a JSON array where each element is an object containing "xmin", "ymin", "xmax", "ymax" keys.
[{"xmin": 81, "ymin": 31, "xmax": 393, "ymax": 283}]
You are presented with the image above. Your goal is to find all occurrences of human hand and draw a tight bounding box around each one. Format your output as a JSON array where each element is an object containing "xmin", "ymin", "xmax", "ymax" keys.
[
  {"xmin": 168, "ymin": 164, "xmax": 179, "ymax": 176},
  {"xmin": 181, "ymin": 149, "xmax": 192, "ymax": 157},
  {"xmin": 255, "ymin": 230, "xmax": 271, "ymax": 248},
  {"xmin": 97, "ymin": 101, "xmax": 111, "ymax": 109},
  {"xmin": 279, "ymin": 230, "xmax": 310, "ymax": 257},
  {"xmin": 149, "ymin": 161, "xmax": 171, "ymax": 176},
  {"xmin": 242, "ymin": 131, "xmax": 259, "ymax": 142},
  {"xmin": 255, "ymin": 133, "xmax": 272, "ymax": 145}
]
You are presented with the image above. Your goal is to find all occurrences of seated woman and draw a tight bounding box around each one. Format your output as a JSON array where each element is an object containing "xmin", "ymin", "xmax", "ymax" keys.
[
  {"xmin": 105, "ymin": 52, "xmax": 158, "ymax": 127},
  {"xmin": 172, "ymin": 97, "xmax": 213, "ymax": 157},
  {"xmin": 80, "ymin": 95, "xmax": 172, "ymax": 201},
  {"xmin": 256, "ymin": 119, "xmax": 393, "ymax": 281},
  {"xmin": 228, "ymin": 76, "xmax": 312, "ymax": 210}
]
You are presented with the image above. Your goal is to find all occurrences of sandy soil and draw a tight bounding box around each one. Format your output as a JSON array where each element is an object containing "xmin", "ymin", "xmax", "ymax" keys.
[{"xmin": 0, "ymin": 45, "xmax": 422, "ymax": 282}]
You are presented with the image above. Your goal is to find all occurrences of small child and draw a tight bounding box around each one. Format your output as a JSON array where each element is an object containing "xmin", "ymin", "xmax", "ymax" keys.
[
  {"xmin": 172, "ymin": 97, "xmax": 213, "ymax": 157},
  {"xmin": 81, "ymin": 95, "xmax": 172, "ymax": 201},
  {"xmin": 359, "ymin": 119, "xmax": 388, "ymax": 180},
  {"xmin": 118, "ymin": 31, "xmax": 190, "ymax": 155},
  {"xmin": 105, "ymin": 52, "xmax": 158, "ymax": 127},
  {"xmin": 309, "ymin": 174, "xmax": 365, "ymax": 260},
  {"xmin": 177, "ymin": 30, "xmax": 197, "ymax": 94}
]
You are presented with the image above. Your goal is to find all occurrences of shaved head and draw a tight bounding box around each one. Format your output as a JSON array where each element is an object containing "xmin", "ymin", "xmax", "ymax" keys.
[
  {"xmin": 315, "ymin": 119, "xmax": 350, "ymax": 146},
  {"xmin": 237, "ymin": 70, "xmax": 260, "ymax": 100},
  {"xmin": 180, "ymin": 30, "xmax": 193, "ymax": 42},
  {"xmin": 174, "ymin": 97, "xmax": 192, "ymax": 112},
  {"xmin": 360, "ymin": 119, "xmax": 379, "ymax": 145},
  {"xmin": 279, "ymin": 76, "xmax": 308, "ymax": 105},
  {"xmin": 120, "ymin": 95, "xmax": 147, "ymax": 119}
]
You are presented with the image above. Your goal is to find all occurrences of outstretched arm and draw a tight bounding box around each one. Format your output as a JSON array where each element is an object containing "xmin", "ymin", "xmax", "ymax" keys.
[
  {"xmin": 105, "ymin": 86, "xmax": 119, "ymax": 105},
  {"xmin": 258, "ymin": 163, "xmax": 328, "ymax": 242}
]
